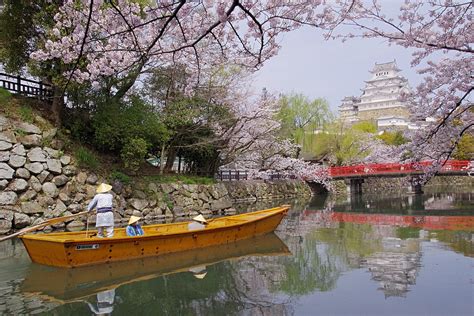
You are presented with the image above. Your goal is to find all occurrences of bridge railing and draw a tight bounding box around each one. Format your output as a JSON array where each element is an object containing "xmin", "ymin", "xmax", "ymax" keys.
[
  {"xmin": 328, "ymin": 160, "xmax": 471, "ymax": 177},
  {"xmin": 0, "ymin": 72, "xmax": 53, "ymax": 101}
]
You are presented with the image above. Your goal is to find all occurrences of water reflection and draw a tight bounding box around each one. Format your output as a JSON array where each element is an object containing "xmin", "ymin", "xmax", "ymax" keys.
[
  {"xmin": 87, "ymin": 289, "xmax": 116, "ymax": 315},
  {"xmin": 0, "ymin": 190, "xmax": 472, "ymax": 315}
]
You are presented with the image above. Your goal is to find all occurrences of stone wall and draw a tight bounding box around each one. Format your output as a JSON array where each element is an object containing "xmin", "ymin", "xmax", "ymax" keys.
[
  {"xmin": 358, "ymin": 107, "xmax": 409, "ymax": 121},
  {"xmin": 0, "ymin": 114, "xmax": 312, "ymax": 235},
  {"xmin": 331, "ymin": 175, "xmax": 473, "ymax": 198}
]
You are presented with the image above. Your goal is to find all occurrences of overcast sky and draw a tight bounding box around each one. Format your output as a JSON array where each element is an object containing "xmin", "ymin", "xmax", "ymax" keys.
[{"xmin": 253, "ymin": 25, "xmax": 422, "ymax": 113}]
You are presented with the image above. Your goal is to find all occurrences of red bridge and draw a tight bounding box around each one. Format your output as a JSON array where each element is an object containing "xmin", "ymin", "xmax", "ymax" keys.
[{"xmin": 328, "ymin": 160, "xmax": 472, "ymax": 179}]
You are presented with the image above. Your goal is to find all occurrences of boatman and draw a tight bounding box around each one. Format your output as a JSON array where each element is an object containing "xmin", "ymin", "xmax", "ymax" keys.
[
  {"xmin": 188, "ymin": 214, "xmax": 208, "ymax": 230},
  {"xmin": 88, "ymin": 183, "xmax": 114, "ymax": 238},
  {"xmin": 126, "ymin": 215, "xmax": 144, "ymax": 236}
]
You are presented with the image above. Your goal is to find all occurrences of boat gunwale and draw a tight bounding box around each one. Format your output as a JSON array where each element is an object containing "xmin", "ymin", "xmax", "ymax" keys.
[{"xmin": 20, "ymin": 206, "xmax": 289, "ymax": 244}]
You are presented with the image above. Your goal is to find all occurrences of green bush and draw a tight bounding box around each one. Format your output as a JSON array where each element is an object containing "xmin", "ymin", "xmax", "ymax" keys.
[
  {"xmin": 121, "ymin": 137, "xmax": 149, "ymax": 172},
  {"xmin": 110, "ymin": 170, "xmax": 131, "ymax": 184},
  {"xmin": 75, "ymin": 146, "xmax": 99, "ymax": 170},
  {"xmin": 18, "ymin": 105, "xmax": 33, "ymax": 123},
  {"xmin": 377, "ymin": 131, "xmax": 407, "ymax": 146},
  {"xmin": 0, "ymin": 88, "xmax": 12, "ymax": 105},
  {"xmin": 145, "ymin": 174, "xmax": 215, "ymax": 185}
]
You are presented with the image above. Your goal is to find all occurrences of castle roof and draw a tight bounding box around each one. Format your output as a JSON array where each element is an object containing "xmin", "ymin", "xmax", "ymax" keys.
[{"xmin": 369, "ymin": 60, "xmax": 401, "ymax": 73}]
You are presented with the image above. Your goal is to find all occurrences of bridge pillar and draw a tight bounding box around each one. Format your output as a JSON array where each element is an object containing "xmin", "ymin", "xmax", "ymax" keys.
[
  {"xmin": 345, "ymin": 178, "xmax": 364, "ymax": 195},
  {"xmin": 408, "ymin": 176, "xmax": 424, "ymax": 194}
]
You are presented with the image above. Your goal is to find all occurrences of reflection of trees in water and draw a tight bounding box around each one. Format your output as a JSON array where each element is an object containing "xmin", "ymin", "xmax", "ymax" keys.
[
  {"xmin": 431, "ymin": 231, "xmax": 474, "ymax": 257},
  {"xmin": 276, "ymin": 239, "xmax": 342, "ymax": 295},
  {"xmin": 59, "ymin": 261, "xmax": 294, "ymax": 316}
]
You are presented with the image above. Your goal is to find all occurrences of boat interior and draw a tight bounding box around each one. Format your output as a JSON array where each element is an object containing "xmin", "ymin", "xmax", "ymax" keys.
[{"xmin": 20, "ymin": 206, "xmax": 288, "ymax": 243}]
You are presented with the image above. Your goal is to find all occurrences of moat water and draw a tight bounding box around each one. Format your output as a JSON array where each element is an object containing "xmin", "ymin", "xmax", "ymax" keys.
[{"xmin": 0, "ymin": 187, "xmax": 473, "ymax": 315}]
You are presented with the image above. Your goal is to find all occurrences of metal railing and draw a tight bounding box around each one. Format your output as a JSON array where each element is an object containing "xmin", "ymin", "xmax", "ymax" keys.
[
  {"xmin": 215, "ymin": 170, "xmax": 298, "ymax": 181},
  {"xmin": 0, "ymin": 72, "xmax": 53, "ymax": 101},
  {"xmin": 216, "ymin": 170, "xmax": 249, "ymax": 181},
  {"xmin": 328, "ymin": 160, "xmax": 472, "ymax": 177}
]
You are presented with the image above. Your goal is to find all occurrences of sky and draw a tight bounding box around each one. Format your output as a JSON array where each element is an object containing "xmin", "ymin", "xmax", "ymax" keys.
[
  {"xmin": 251, "ymin": 0, "xmax": 433, "ymax": 114},
  {"xmin": 253, "ymin": 25, "xmax": 421, "ymax": 113}
]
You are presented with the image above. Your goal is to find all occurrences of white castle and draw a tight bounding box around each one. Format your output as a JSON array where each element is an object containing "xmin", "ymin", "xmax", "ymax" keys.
[{"xmin": 339, "ymin": 60, "xmax": 419, "ymax": 130}]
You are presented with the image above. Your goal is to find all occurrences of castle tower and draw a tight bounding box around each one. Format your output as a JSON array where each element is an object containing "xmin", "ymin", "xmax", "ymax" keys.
[{"xmin": 339, "ymin": 60, "xmax": 411, "ymax": 128}]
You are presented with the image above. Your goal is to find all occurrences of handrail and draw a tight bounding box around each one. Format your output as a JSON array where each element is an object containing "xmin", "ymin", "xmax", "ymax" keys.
[
  {"xmin": 328, "ymin": 160, "xmax": 471, "ymax": 177},
  {"xmin": 0, "ymin": 72, "xmax": 53, "ymax": 101}
]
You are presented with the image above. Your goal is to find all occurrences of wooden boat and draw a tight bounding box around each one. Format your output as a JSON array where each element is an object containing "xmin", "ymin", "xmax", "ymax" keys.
[
  {"xmin": 20, "ymin": 205, "xmax": 289, "ymax": 268},
  {"xmin": 21, "ymin": 233, "xmax": 290, "ymax": 302}
]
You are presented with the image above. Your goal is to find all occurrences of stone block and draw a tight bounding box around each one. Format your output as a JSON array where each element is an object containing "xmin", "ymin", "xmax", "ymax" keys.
[
  {"xmin": 8, "ymin": 154, "xmax": 26, "ymax": 168},
  {"xmin": 0, "ymin": 140, "xmax": 12, "ymax": 151},
  {"xmin": 15, "ymin": 168, "xmax": 30, "ymax": 179},
  {"xmin": 13, "ymin": 213, "xmax": 31, "ymax": 229},
  {"xmin": 0, "ymin": 163, "xmax": 14, "ymax": 179},
  {"xmin": 60, "ymin": 155, "xmax": 71, "ymax": 165},
  {"xmin": 25, "ymin": 162, "xmax": 44, "ymax": 175},
  {"xmin": 19, "ymin": 134, "xmax": 42, "ymax": 147},
  {"xmin": 0, "ymin": 151, "xmax": 9, "ymax": 162},
  {"xmin": 52, "ymin": 175, "xmax": 69, "ymax": 187},
  {"xmin": 62, "ymin": 165, "xmax": 77, "ymax": 176},
  {"xmin": 27, "ymin": 148, "xmax": 47, "ymax": 162},
  {"xmin": 42, "ymin": 182, "xmax": 59, "ymax": 198},
  {"xmin": 0, "ymin": 191, "xmax": 17, "ymax": 205},
  {"xmin": 44, "ymin": 147, "xmax": 60, "ymax": 158},
  {"xmin": 28, "ymin": 176, "xmax": 42, "ymax": 192},
  {"xmin": 7, "ymin": 179, "xmax": 28, "ymax": 192},
  {"xmin": 0, "ymin": 210, "xmax": 13, "ymax": 234},
  {"xmin": 37, "ymin": 170, "xmax": 51, "ymax": 183},
  {"xmin": 86, "ymin": 173, "xmax": 98, "ymax": 184},
  {"xmin": 20, "ymin": 190, "xmax": 37, "ymax": 202},
  {"xmin": 21, "ymin": 202, "xmax": 43, "ymax": 214},
  {"xmin": 46, "ymin": 159, "xmax": 62, "ymax": 174},
  {"xmin": 11, "ymin": 144, "xmax": 26, "ymax": 156},
  {"xmin": 18, "ymin": 122, "xmax": 41, "ymax": 134}
]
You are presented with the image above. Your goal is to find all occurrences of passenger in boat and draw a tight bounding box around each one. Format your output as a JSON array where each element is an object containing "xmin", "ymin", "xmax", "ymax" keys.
[
  {"xmin": 87, "ymin": 183, "xmax": 114, "ymax": 238},
  {"xmin": 126, "ymin": 215, "xmax": 144, "ymax": 237},
  {"xmin": 188, "ymin": 214, "xmax": 208, "ymax": 230}
]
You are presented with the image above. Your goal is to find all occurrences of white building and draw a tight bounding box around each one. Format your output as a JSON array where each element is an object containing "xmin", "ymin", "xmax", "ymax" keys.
[{"xmin": 339, "ymin": 61, "xmax": 412, "ymax": 129}]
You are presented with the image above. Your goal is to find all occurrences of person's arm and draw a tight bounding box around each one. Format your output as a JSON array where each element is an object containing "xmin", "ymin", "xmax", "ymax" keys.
[
  {"xmin": 138, "ymin": 225, "xmax": 144, "ymax": 236},
  {"xmin": 87, "ymin": 195, "xmax": 98, "ymax": 212}
]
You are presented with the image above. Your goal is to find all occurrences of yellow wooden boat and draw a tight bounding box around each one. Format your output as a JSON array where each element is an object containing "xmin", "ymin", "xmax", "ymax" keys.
[
  {"xmin": 21, "ymin": 233, "xmax": 290, "ymax": 302},
  {"xmin": 20, "ymin": 205, "xmax": 289, "ymax": 268}
]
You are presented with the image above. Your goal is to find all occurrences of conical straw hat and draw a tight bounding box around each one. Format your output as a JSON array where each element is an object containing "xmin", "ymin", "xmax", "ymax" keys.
[
  {"xmin": 192, "ymin": 214, "xmax": 207, "ymax": 223},
  {"xmin": 96, "ymin": 183, "xmax": 112, "ymax": 193},
  {"xmin": 128, "ymin": 215, "xmax": 141, "ymax": 225}
]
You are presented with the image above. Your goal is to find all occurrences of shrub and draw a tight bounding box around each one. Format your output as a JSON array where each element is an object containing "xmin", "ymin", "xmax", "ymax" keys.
[
  {"xmin": 18, "ymin": 105, "xmax": 34, "ymax": 123},
  {"xmin": 121, "ymin": 137, "xmax": 149, "ymax": 172},
  {"xmin": 75, "ymin": 146, "xmax": 99, "ymax": 170},
  {"xmin": 110, "ymin": 170, "xmax": 131, "ymax": 184},
  {"xmin": 0, "ymin": 88, "xmax": 12, "ymax": 105}
]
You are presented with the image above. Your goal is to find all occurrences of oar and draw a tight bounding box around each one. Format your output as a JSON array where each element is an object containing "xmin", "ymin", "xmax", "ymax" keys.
[{"xmin": 0, "ymin": 211, "xmax": 89, "ymax": 242}]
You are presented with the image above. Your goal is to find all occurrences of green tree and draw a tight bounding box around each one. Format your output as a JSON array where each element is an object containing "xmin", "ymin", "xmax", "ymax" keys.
[
  {"xmin": 277, "ymin": 93, "xmax": 332, "ymax": 157},
  {"xmin": 309, "ymin": 122, "xmax": 373, "ymax": 165},
  {"xmin": 377, "ymin": 130, "xmax": 407, "ymax": 146},
  {"xmin": 452, "ymin": 133, "xmax": 474, "ymax": 160}
]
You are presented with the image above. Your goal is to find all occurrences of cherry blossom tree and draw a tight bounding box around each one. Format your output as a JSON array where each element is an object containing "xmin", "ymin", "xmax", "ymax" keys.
[
  {"xmin": 29, "ymin": 0, "xmax": 472, "ymax": 179},
  {"xmin": 317, "ymin": 0, "xmax": 473, "ymax": 168}
]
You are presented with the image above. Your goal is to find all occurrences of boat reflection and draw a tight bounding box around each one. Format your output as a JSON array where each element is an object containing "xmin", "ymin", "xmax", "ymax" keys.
[{"xmin": 21, "ymin": 233, "xmax": 290, "ymax": 302}]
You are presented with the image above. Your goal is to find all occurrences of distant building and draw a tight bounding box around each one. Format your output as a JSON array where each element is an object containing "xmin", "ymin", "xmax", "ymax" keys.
[{"xmin": 339, "ymin": 60, "xmax": 412, "ymax": 129}]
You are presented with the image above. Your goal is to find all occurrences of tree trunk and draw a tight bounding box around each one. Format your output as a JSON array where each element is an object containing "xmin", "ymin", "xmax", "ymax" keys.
[
  {"xmin": 159, "ymin": 145, "xmax": 167, "ymax": 175},
  {"xmin": 164, "ymin": 147, "xmax": 177, "ymax": 172},
  {"xmin": 51, "ymin": 85, "xmax": 64, "ymax": 127}
]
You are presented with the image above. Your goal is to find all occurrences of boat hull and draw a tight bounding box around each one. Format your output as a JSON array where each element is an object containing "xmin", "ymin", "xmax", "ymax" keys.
[
  {"xmin": 21, "ymin": 233, "xmax": 290, "ymax": 302},
  {"xmin": 20, "ymin": 206, "xmax": 289, "ymax": 268}
]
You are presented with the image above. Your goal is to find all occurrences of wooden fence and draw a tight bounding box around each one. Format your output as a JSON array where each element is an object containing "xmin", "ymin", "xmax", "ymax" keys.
[{"xmin": 0, "ymin": 72, "xmax": 53, "ymax": 101}]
